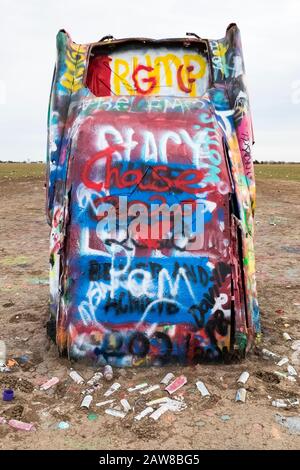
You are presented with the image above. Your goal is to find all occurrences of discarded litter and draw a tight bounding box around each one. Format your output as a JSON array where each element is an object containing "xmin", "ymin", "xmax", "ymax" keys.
[
  {"xmin": 161, "ymin": 373, "xmax": 175, "ymax": 385},
  {"xmin": 272, "ymin": 399, "xmax": 288, "ymax": 408},
  {"xmin": 0, "ymin": 417, "xmax": 7, "ymax": 424},
  {"xmin": 104, "ymin": 382, "xmax": 121, "ymax": 397},
  {"xmin": 165, "ymin": 399, "xmax": 187, "ymax": 411},
  {"xmin": 40, "ymin": 376, "xmax": 59, "ymax": 391},
  {"xmin": 149, "ymin": 404, "xmax": 171, "ymax": 421},
  {"xmin": 145, "ymin": 397, "xmax": 186, "ymax": 417},
  {"xmin": 112, "ymin": 405, "xmax": 122, "ymax": 411},
  {"xmin": 275, "ymin": 414, "xmax": 300, "ymax": 435},
  {"xmin": 2, "ymin": 389, "xmax": 14, "ymax": 401},
  {"xmin": 237, "ymin": 371, "xmax": 250, "ymax": 385},
  {"xmin": 146, "ymin": 397, "xmax": 170, "ymax": 407},
  {"xmin": 139, "ymin": 384, "xmax": 160, "ymax": 395},
  {"xmin": 220, "ymin": 415, "xmax": 231, "ymax": 422},
  {"xmin": 235, "ymin": 388, "xmax": 247, "ymax": 403},
  {"xmin": 103, "ymin": 365, "xmax": 113, "ymax": 381},
  {"xmin": 87, "ymin": 413, "xmax": 98, "ymax": 421},
  {"xmin": 287, "ymin": 365, "xmax": 297, "ymax": 376},
  {"xmin": 291, "ymin": 350, "xmax": 300, "ymax": 366},
  {"xmin": 0, "ymin": 340, "xmax": 6, "ymax": 367},
  {"xmin": 277, "ymin": 357, "xmax": 289, "ymax": 367},
  {"xmin": 8, "ymin": 419, "xmax": 36, "ymax": 431},
  {"xmin": 196, "ymin": 381, "xmax": 210, "ymax": 398},
  {"xmin": 273, "ymin": 371, "xmax": 296, "ymax": 382},
  {"xmin": 274, "ymin": 371, "xmax": 287, "ymax": 378},
  {"xmin": 105, "ymin": 408, "xmax": 126, "ymax": 418},
  {"xmin": 272, "ymin": 399, "xmax": 299, "ymax": 408},
  {"xmin": 133, "ymin": 407, "xmax": 153, "ymax": 421},
  {"xmin": 291, "ymin": 340, "xmax": 300, "ymax": 351},
  {"xmin": 120, "ymin": 399, "xmax": 131, "ymax": 413},
  {"xmin": 81, "ymin": 395, "xmax": 93, "ymax": 409},
  {"xmin": 81, "ymin": 387, "xmax": 98, "ymax": 395},
  {"xmin": 165, "ymin": 375, "xmax": 187, "ymax": 395},
  {"xmin": 262, "ymin": 348, "xmax": 281, "ymax": 361},
  {"xmin": 6, "ymin": 359, "xmax": 18, "ymax": 369},
  {"xmin": 128, "ymin": 383, "xmax": 148, "ymax": 392},
  {"xmin": 57, "ymin": 421, "xmax": 70, "ymax": 430},
  {"xmin": 96, "ymin": 399, "xmax": 115, "ymax": 407},
  {"xmin": 87, "ymin": 372, "xmax": 103, "ymax": 387},
  {"xmin": 69, "ymin": 370, "xmax": 84, "ymax": 385},
  {"xmin": 283, "ymin": 332, "xmax": 292, "ymax": 341}
]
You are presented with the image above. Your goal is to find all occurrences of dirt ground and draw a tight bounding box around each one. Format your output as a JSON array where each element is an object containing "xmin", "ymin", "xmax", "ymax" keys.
[{"xmin": 0, "ymin": 164, "xmax": 300, "ymax": 450}]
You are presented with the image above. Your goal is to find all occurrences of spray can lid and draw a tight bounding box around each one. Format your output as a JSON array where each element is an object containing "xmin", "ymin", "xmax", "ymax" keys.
[{"xmin": 3, "ymin": 389, "xmax": 14, "ymax": 401}]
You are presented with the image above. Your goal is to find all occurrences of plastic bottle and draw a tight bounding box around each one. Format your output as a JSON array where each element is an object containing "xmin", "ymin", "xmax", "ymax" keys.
[{"xmin": 0, "ymin": 340, "xmax": 6, "ymax": 367}]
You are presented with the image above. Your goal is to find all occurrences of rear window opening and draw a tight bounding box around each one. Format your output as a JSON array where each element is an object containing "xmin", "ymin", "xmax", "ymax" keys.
[{"xmin": 85, "ymin": 38, "xmax": 211, "ymax": 98}]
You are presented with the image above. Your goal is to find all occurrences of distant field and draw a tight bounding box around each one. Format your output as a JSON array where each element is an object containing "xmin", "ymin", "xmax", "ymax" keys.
[
  {"xmin": 0, "ymin": 162, "xmax": 300, "ymax": 182},
  {"xmin": 0, "ymin": 162, "xmax": 45, "ymax": 181},
  {"xmin": 254, "ymin": 163, "xmax": 300, "ymax": 182}
]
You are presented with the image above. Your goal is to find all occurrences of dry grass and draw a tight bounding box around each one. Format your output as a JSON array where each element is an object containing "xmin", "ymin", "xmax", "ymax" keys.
[
  {"xmin": 0, "ymin": 163, "xmax": 300, "ymax": 183},
  {"xmin": 0, "ymin": 163, "xmax": 45, "ymax": 182}
]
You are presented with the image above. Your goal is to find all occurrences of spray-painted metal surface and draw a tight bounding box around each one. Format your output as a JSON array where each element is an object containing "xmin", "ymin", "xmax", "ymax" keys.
[{"xmin": 46, "ymin": 24, "xmax": 260, "ymax": 365}]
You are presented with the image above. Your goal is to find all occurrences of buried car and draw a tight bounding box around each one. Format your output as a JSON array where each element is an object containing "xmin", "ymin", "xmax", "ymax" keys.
[{"xmin": 46, "ymin": 24, "xmax": 260, "ymax": 365}]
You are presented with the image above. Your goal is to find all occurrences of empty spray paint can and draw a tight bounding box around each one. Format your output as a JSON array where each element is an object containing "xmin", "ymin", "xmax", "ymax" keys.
[
  {"xmin": 40, "ymin": 377, "xmax": 59, "ymax": 390},
  {"xmin": 272, "ymin": 399, "xmax": 289, "ymax": 408},
  {"xmin": 196, "ymin": 381, "xmax": 210, "ymax": 398},
  {"xmin": 161, "ymin": 373, "xmax": 175, "ymax": 386},
  {"xmin": 134, "ymin": 407, "xmax": 154, "ymax": 421},
  {"xmin": 237, "ymin": 371, "xmax": 250, "ymax": 385},
  {"xmin": 105, "ymin": 409, "xmax": 126, "ymax": 419},
  {"xmin": 96, "ymin": 399, "xmax": 115, "ymax": 407},
  {"xmin": 104, "ymin": 382, "xmax": 121, "ymax": 397},
  {"xmin": 80, "ymin": 395, "xmax": 93, "ymax": 409},
  {"xmin": 283, "ymin": 332, "xmax": 292, "ymax": 341},
  {"xmin": 8, "ymin": 419, "xmax": 36, "ymax": 431},
  {"xmin": 235, "ymin": 388, "xmax": 247, "ymax": 403},
  {"xmin": 0, "ymin": 340, "xmax": 6, "ymax": 367},
  {"xmin": 140, "ymin": 385, "xmax": 160, "ymax": 395},
  {"xmin": 262, "ymin": 348, "xmax": 280, "ymax": 361},
  {"xmin": 128, "ymin": 383, "xmax": 148, "ymax": 392},
  {"xmin": 287, "ymin": 365, "xmax": 297, "ymax": 376},
  {"xmin": 150, "ymin": 404, "xmax": 170, "ymax": 421},
  {"xmin": 87, "ymin": 372, "xmax": 103, "ymax": 387},
  {"xmin": 120, "ymin": 399, "xmax": 131, "ymax": 413},
  {"xmin": 165, "ymin": 375, "xmax": 187, "ymax": 394},
  {"xmin": 103, "ymin": 365, "xmax": 113, "ymax": 381},
  {"xmin": 146, "ymin": 397, "xmax": 170, "ymax": 407},
  {"xmin": 277, "ymin": 357, "xmax": 289, "ymax": 367},
  {"xmin": 69, "ymin": 370, "xmax": 84, "ymax": 385}
]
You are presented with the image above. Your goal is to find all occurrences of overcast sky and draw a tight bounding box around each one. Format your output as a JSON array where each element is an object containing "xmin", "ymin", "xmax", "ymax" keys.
[{"xmin": 0, "ymin": 0, "xmax": 299, "ymax": 162}]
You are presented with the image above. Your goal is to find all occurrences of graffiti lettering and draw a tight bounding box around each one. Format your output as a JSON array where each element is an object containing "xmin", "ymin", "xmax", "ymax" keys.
[{"xmin": 83, "ymin": 146, "xmax": 208, "ymax": 194}]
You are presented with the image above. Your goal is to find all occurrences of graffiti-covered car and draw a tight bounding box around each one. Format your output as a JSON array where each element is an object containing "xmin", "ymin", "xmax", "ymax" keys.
[{"xmin": 46, "ymin": 23, "xmax": 260, "ymax": 366}]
